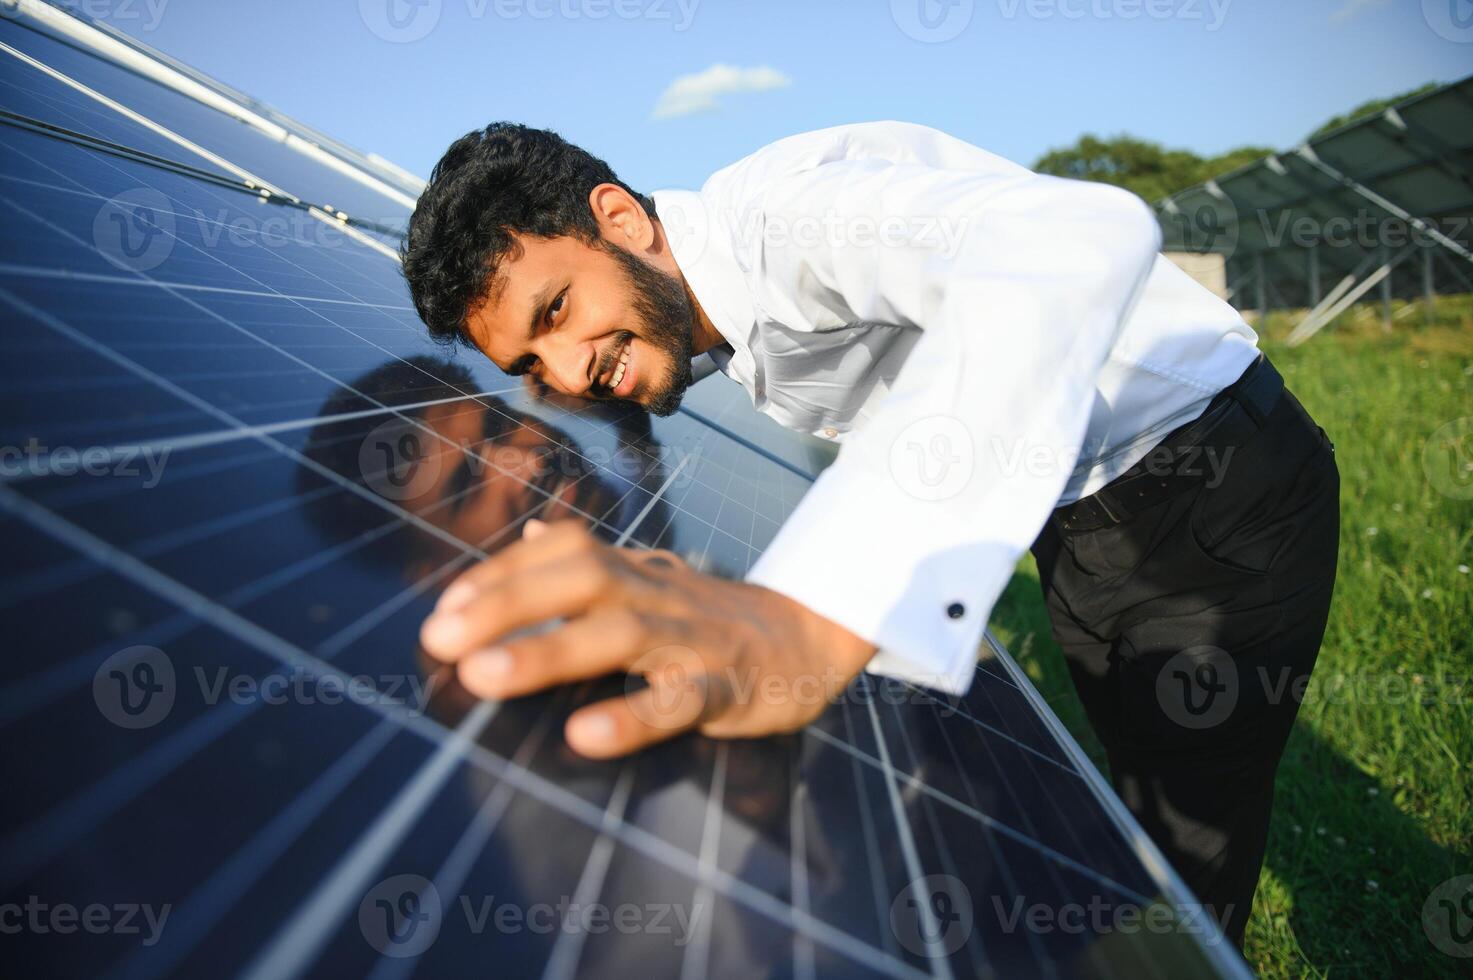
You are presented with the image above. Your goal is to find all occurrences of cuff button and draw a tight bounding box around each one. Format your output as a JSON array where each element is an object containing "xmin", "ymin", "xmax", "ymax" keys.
[{"xmin": 946, "ymin": 602, "xmax": 965, "ymax": 620}]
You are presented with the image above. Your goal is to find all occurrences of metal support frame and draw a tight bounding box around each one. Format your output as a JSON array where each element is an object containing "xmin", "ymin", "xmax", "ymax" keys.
[{"xmin": 1288, "ymin": 243, "xmax": 1419, "ymax": 346}]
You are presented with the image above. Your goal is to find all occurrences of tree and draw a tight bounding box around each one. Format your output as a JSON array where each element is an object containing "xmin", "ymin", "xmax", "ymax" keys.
[
  {"xmin": 1032, "ymin": 81, "xmax": 1440, "ymax": 201},
  {"xmin": 1032, "ymin": 135, "xmax": 1273, "ymax": 202},
  {"xmin": 1310, "ymin": 83, "xmax": 1439, "ymax": 136}
]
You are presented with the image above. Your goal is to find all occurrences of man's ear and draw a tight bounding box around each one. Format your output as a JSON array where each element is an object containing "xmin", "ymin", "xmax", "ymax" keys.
[{"xmin": 588, "ymin": 183, "xmax": 654, "ymax": 251}]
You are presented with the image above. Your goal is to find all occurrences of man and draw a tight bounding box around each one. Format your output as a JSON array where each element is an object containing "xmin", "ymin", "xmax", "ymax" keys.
[{"xmin": 402, "ymin": 121, "xmax": 1340, "ymax": 945}]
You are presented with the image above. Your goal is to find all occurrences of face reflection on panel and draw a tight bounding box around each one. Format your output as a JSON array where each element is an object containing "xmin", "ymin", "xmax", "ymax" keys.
[{"xmin": 298, "ymin": 356, "xmax": 662, "ymax": 581}]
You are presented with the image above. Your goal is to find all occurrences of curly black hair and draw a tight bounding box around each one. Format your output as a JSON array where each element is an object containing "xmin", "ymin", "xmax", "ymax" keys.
[{"xmin": 401, "ymin": 122, "xmax": 656, "ymax": 347}]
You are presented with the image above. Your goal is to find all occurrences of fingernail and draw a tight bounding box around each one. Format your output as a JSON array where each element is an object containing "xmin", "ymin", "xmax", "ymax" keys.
[
  {"xmin": 437, "ymin": 580, "xmax": 476, "ymax": 612},
  {"xmin": 523, "ymin": 518, "xmax": 547, "ymax": 539},
  {"xmin": 421, "ymin": 613, "xmax": 463, "ymax": 651},
  {"xmin": 470, "ymin": 647, "xmax": 514, "ymax": 678},
  {"xmin": 569, "ymin": 711, "xmax": 615, "ymax": 745}
]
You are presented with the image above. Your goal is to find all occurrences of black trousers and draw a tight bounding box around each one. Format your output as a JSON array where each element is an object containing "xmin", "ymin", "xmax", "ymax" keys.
[{"xmin": 1028, "ymin": 361, "xmax": 1340, "ymax": 947}]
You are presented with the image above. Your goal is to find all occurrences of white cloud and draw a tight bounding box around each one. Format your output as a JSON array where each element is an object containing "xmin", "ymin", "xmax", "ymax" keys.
[
  {"xmin": 651, "ymin": 64, "xmax": 792, "ymax": 120},
  {"xmin": 1330, "ymin": 0, "xmax": 1390, "ymax": 24}
]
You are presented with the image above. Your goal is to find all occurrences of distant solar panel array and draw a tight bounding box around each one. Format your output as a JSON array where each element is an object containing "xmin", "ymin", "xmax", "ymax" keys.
[
  {"xmin": 1156, "ymin": 74, "xmax": 1473, "ymax": 338},
  {"xmin": 1, "ymin": 2, "xmax": 1247, "ymax": 976}
]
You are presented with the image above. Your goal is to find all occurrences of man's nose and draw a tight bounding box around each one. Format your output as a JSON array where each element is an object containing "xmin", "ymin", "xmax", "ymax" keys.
[{"xmin": 541, "ymin": 338, "xmax": 597, "ymax": 397}]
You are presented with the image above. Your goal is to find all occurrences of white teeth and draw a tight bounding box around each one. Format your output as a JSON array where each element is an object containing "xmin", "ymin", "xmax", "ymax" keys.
[{"xmin": 607, "ymin": 340, "xmax": 630, "ymax": 390}]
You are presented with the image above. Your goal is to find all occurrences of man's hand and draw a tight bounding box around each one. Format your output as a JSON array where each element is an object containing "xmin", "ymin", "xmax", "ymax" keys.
[{"xmin": 419, "ymin": 519, "xmax": 877, "ymax": 758}]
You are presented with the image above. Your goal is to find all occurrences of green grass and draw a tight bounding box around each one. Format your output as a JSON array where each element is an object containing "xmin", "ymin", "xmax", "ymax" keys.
[{"xmin": 990, "ymin": 294, "xmax": 1473, "ymax": 977}]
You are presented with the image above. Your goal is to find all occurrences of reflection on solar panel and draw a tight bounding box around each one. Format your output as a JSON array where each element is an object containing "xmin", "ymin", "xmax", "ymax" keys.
[{"xmin": 1, "ymin": 4, "xmax": 1248, "ymax": 977}]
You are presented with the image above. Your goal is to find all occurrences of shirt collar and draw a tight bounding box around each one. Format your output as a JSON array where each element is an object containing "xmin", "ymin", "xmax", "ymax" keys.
[{"xmin": 650, "ymin": 188, "xmax": 757, "ymax": 384}]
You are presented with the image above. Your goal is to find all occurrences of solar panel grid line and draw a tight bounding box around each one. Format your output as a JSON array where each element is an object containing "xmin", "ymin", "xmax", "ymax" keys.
[
  {"xmin": 0, "ymin": 497, "xmax": 477, "ymax": 885},
  {"xmin": 2, "ymin": 183, "xmax": 769, "ymax": 554},
  {"xmin": 0, "ymin": 275, "xmax": 588, "ymax": 564},
  {"xmin": 238, "ymin": 698, "xmax": 501, "ymax": 980},
  {"xmin": 2, "ymin": 466, "xmax": 932, "ymax": 979},
  {"xmin": 676, "ymin": 742, "xmax": 729, "ymax": 980},
  {"xmin": 916, "ymin": 691, "xmax": 1060, "ymax": 978},
  {"xmin": 789, "ymin": 771, "xmax": 818, "ymax": 980},
  {"xmin": 0, "ymin": 390, "xmax": 506, "ymax": 484},
  {"xmin": 0, "ymin": 37, "xmax": 298, "ymax": 203},
  {"xmin": 360, "ymin": 686, "xmax": 572, "ymax": 980},
  {"xmin": 0, "ymin": 109, "xmax": 269, "ymax": 199},
  {"xmin": 0, "ymin": 64, "xmax": 238, "ymax": 180},
  {"xmin": 2, "ymin": 511, "xmax": 537, "ymax": 884},
  {"xmin": 536, "ymin": 764, "xmax": 638, "ymax": 979},
  {"xmin": 860, "ymin": 680, "xmax": 956, "ymax": 979},
  {"xmin": 799, "ymin": 726, "xmax": 1152, "ymax": 909},
  {"xmin": 0, "ymin": 140, "xmax": 406, "ymax": 307},
  {"xmin": 836, "ymin": 700, "xmax": 904, "ymax": 962},
  {"xmin": 880, "ymin": 696, "xmax": 995, "ymax": 980},
  {"xmin": 896, "ymin": 680, "xmax": 1077, "ymax": 776},
  {"xmin": 984, "ymin": 636, "xmax": 1251, "ymax": 979},
  {"xmin": 0, "ymin": 413, "xmax": 665, "ymax": 784},
  {"xmin": 0, "ymin": 661, "xmax": 254, "ymax": 889},
  {"xmin": 108, "ymin": 716, "xmax": 405, "ymax": 980},
  {"xmin": 0, "ymin": 258, "xmax": 416, "ymax": 309},
  {"xmin": 11, "ymin": 0, "xmax": 422, "ymax": 212},
  {"xmin": 23, "ymin": 0, "xmax": 427, "ymax": 201}
]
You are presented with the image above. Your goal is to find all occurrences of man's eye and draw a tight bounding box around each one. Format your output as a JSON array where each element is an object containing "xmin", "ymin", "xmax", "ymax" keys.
[{"xmin": 546, "ymin": 291, "xmax": 566, "ymax": 325}]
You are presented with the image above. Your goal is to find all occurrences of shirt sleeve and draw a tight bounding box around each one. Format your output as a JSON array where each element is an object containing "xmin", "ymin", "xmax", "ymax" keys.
[{"xmin": 740, "ymin": 157, "xmax": 1162, "ymax": 695}]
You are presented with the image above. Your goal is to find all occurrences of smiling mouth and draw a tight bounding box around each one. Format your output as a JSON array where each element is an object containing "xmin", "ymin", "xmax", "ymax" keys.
[{"xmin": 601, "ymin": 335, "xmax": 634, "ymax": 396}]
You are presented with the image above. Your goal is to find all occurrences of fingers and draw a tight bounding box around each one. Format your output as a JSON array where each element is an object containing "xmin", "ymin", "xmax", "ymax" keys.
[
  {"xmin": 421, "ymin": 547, "xmax": 622, "ymax": 661},
  {"xmin": 564, "ymin": 669, "xmax": 713, "ymax": 759},
  {"xmin": 433, "ymin": 518, "xmax": 585, "ymax": 614},
  {"xmin": 456, "ymin": 608, "xmax": 652, "ymax": 700}
]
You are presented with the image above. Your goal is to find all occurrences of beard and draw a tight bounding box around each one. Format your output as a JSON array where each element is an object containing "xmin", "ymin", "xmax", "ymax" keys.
[{"xmin": 598, "ymin": 239, "xmax": 698, "ymax": 417}]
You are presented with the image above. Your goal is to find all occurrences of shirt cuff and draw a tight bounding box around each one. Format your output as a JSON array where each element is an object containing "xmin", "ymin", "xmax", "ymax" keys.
[{"xmin": 744, "ymin": 454, "xmax": 1015, "ymax": 697}]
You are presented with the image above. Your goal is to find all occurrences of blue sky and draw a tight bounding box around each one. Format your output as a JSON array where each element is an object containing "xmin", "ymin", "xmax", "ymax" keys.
[{"xmin": 99, "ymin": 0, "xmax": 1472, "ymax": 194}]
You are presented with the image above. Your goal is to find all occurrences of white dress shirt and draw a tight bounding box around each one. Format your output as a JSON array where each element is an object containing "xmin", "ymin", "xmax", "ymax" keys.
[{"xmin": 651, "ymin": 121, "xmax": 1260, "ymax": 696}]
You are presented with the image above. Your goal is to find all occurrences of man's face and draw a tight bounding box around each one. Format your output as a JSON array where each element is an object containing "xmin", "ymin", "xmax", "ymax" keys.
[{"xmin": 464, "ymin": 234, "xmax": 696, "ymax": 416}]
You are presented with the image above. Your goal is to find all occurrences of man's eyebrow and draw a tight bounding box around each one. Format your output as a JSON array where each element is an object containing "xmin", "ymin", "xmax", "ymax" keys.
[{"xmin": 503, "ymin": 280, "xmax": 560, "ymax": 376}]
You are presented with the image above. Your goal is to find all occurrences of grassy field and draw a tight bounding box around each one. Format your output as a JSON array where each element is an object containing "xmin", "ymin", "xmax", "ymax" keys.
[{"xmin": 990, "ymin": 294, "xmax": 1473, "ymax": 977}]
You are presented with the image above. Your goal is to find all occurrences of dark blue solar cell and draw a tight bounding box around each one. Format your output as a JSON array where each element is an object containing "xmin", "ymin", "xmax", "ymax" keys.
[{"xmin": 1, "ymin": 16, "xmax": 411, "ymax": 232}]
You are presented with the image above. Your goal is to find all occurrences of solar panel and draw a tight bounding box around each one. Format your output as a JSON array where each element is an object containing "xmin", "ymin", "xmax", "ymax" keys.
[
  {"xmin": 1155, "ymin": 75, "xmax": 1473, "ymax": 313},
  {"xmin": 1, "ymin": 6, "xmax": 1249, "ymax": 977}
]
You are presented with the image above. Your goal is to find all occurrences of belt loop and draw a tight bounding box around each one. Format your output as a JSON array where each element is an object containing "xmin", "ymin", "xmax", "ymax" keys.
[{"xmin": 1228, "ymin": 353, "xmax": 1281, "ymax": 429}]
